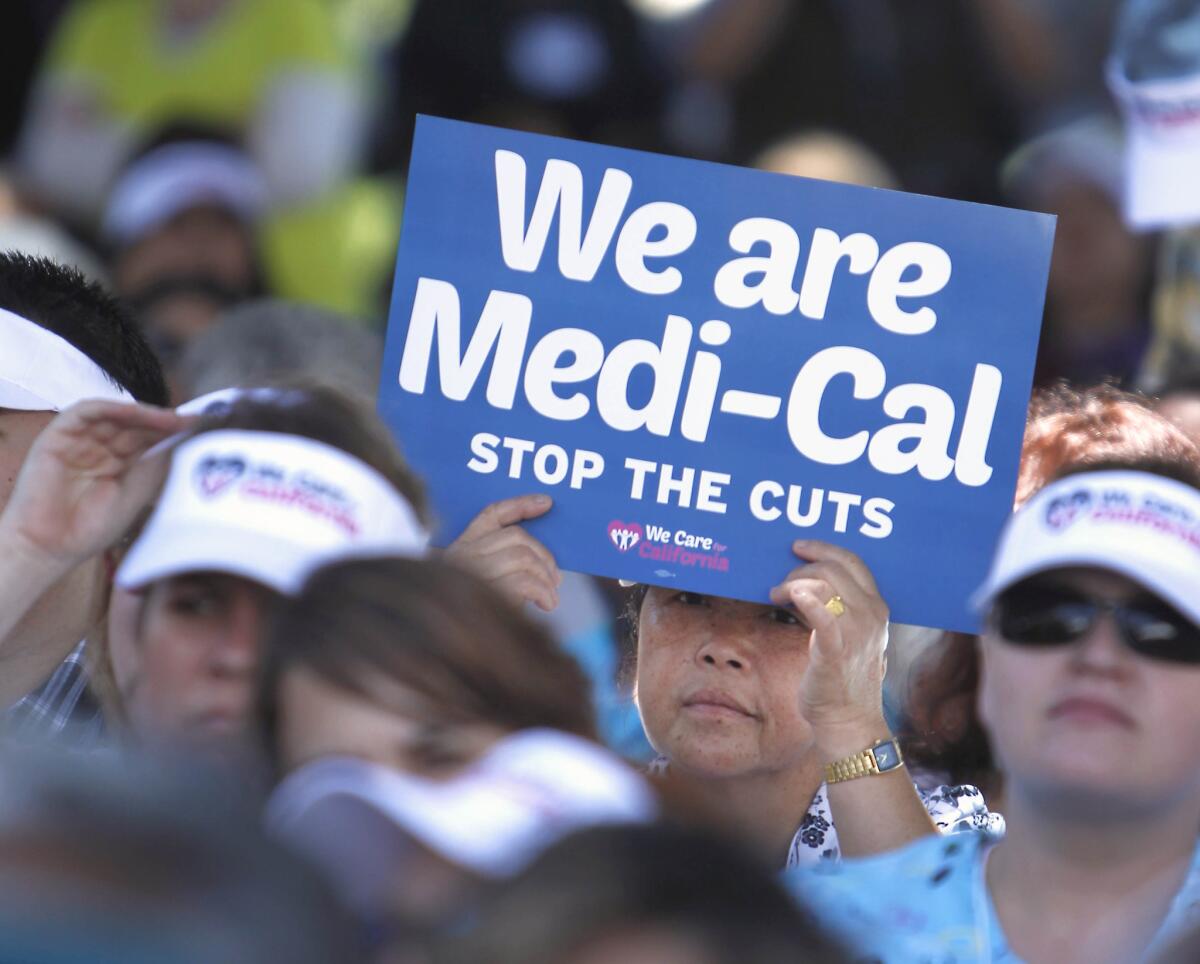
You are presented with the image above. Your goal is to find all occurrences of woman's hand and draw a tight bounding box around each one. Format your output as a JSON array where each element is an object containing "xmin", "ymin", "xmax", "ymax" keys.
[
  {"xmin": 0, "ymin": 400, "xmax": 186, "ymax": 575},
  {"xmin": 443, "ymin": 494, "xmax": 562, "ymax": 611},
  {"xmin": 768, "ymin": 539, "xmax": 890, "ymax": 759}
]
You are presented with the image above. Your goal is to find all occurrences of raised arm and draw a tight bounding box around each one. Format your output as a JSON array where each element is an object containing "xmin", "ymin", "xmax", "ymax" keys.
[
  {"xmin": 771, "ymin": 539, "xmax": 936, "ymax": 858},
  {"xmin": 0, "ymin": 400, "xmax": 186, "ymax": 642}
]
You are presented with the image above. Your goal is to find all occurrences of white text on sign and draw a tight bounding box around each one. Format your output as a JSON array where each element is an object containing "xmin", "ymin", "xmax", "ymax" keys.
[{"xmin": 398, "ymin": 150, "xmax": 998, "ymax": 487}]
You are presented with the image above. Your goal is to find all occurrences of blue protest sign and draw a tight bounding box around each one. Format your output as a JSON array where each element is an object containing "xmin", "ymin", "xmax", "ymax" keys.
[{"xmin": 380, "ymin": 116, "xmax": 1054, "ymax": 632}]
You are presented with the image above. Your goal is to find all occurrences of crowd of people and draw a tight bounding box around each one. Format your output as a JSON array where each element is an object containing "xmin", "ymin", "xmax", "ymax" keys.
[{"xmin": 4, "ymin": 1, "xmax": 1200, "ymax": 962}]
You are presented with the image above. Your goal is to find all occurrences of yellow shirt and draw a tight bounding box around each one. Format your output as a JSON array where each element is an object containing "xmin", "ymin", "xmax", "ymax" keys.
[{"xmin": 45, "ymin": 0, "xmax": 351, "ymax": 132}]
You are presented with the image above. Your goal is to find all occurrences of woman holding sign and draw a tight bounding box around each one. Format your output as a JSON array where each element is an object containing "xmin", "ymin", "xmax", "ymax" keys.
[{"xmin": 452, "ymin": 503, "xmax": 994, "ymax": 868}]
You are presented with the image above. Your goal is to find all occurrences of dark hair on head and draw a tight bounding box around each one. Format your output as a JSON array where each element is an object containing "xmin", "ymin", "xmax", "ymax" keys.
[
  {"xmin": 437, "ymin": 822, "xmax": 849, "ymax": 964},
  {"xmin": 258, "ymin": 556, "xmax": 597, "ymax": 768},
  {"xmin": 183, "ymin": 381, "xmax": 431, "ymax": 526},
  {"xmin": 617, "ymin": 583, "xmax": 650, "ymax": 685},
  {"xmin": 0, "ymin": 252, "xmax": 168, "ymax": 405},
  {"xmin": 903, "ymin": 383, "xmax": 1200, "ymax": 791}
]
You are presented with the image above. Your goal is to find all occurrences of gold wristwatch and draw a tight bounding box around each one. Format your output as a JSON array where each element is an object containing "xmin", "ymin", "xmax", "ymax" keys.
[{"xmin": 824, "ymin": 738, "xmax": 905, "ymax": 784}]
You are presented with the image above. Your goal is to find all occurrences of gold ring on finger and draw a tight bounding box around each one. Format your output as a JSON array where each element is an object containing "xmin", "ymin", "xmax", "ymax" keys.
[{"xmin": 824, "ymin": 594, "xmax": 846, "ymax": 618}]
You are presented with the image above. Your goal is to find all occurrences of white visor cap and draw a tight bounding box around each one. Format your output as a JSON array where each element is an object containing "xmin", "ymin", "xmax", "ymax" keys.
[
  {"xmin": 266, "ymin": 729, "xmax": 657, "ymax": 880},
  {"xmin": 0, "ymin": 308, "xmax": 133, "ymax": 411},
  {"xmin": 973, "ymin": 469, "xmax": 1200, "ymax": 628},
  {"xmin": 117, "ymin": 429, "xmax": 428, "ymax": 595}
]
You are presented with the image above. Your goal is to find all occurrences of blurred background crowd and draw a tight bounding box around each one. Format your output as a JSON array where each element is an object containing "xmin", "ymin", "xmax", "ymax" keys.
[
  {"xmin": 5, "ymin": 1, "xmax": 1200, "ymax": 962},
  {"xmin": 6, "ymin": 0, "xmax": 1199, "ymax": 398}
]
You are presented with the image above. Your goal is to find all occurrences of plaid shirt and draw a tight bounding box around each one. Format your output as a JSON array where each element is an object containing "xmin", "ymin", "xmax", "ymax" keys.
[{"xmin": 3, "ymin": 640, "xmax": 105, "ymax": 747}]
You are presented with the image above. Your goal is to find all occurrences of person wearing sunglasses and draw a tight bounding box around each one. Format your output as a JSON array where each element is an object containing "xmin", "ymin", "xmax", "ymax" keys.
[{"xmin": 787, "ymin": 464, "xmax": 1200, "ymax": 964}]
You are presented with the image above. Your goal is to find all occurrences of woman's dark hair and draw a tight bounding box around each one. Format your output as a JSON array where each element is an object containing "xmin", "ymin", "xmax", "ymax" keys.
[
  {"xmin": 436, "ymin": 823, "xmax": 848, "ymax": 964},
  {"xmin": 258, "ymin": 556, "xmax": 598, "ymax": 768},
  {"xmin": 617, "ymin": 583, "xmax": 651, "ymax": 686},
  {"xmin": 902, "ymin": 384, "xmax": 1200, "ymax": 791}
]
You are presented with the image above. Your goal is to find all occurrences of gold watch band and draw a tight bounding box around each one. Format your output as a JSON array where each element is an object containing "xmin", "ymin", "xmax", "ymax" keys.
[{"xmin": 823, "ymin": 740, "xmax": 904, "ymax": 784}]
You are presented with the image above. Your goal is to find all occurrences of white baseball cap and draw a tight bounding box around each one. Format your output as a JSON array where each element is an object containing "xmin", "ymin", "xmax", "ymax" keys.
[
  {"xmin": 1108, "ymin": 0, "xmax": 1200, "ymax": 229},
  {"xmin": 117, "ymin": 429, "xmax": 428, "ymax": 595},
  {"xmin": 265, "ymin": 729, "xmax": 657, "ymax": 880},
  {"xmin": 973, "ymin": 469, "xmax": 1200, "ymax": 627}
]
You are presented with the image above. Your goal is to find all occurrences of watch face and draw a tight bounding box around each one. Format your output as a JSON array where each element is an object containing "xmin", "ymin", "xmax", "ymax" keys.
[{"xmin": 873, "ymin": 741, "xmax": 901, "ymax": 771}]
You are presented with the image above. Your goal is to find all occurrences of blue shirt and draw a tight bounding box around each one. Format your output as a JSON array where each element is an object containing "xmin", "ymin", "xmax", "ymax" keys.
[{"xmin": 786, "ymin": 831, "xmax": 1200, "ymax": 963}]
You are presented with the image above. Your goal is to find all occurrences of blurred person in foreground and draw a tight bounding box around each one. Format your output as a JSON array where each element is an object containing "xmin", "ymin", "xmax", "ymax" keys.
[
  {"xmin": 439, "ymin": 823, "xmax": 848, "ymax": 964},
  {"xmin": 261, "ymin": 556, "xmax": 655, "ymax": 933},
  {"xmin": 0, "ymin": 748, "xmax": 360, "ymax": 963},
  {"xmin": 0, "ymin": 253, "xmax": 167, "ymax": 745},
  {"xmin": 790, "ymin": 436, "xmax": 1200, "ymax": 962}
]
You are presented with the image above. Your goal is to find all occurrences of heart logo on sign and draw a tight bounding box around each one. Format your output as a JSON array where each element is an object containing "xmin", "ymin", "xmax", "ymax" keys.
[
  {"xmin": 607, "ymin": 520, "xmax": 643, "ymax": 552},
  {"xmin": 195, "ymin": 455, "xmax": 247, "ymax": 497}
]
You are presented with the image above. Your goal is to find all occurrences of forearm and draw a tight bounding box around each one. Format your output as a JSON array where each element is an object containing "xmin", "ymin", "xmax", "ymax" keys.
[
  {"xmin": 817, "ymin": 717, "xmax": 936, "ymax": 859},
  {"xmin": 0, "ymin": 535, "xmax": 71, "ymax": 645}
]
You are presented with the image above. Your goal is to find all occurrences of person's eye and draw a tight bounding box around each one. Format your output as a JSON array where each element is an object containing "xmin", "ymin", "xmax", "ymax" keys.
[
  {"xmin": 407, "ymin": 726, "xmax": 470, "ymax": 774},
  {"xmin": 768, "ymin": 607, "xmax": 804, "ymax": 627},
  {"xmin": 674, "ymin": 591, "xmax": 710, "ymax": 607},
  {"xmin": 168, "ymin": 587, "xmax": 222, "ymax": 618}
]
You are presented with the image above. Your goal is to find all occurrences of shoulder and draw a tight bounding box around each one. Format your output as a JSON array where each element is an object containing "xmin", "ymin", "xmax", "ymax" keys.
[{"xmin": 785, "ymin": 833, "xmax": 991, "ymax": 963}]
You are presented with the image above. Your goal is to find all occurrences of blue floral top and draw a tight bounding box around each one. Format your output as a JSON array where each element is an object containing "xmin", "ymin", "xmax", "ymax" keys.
[
  {"xmin": 786, "ymin": 831, "xmax": 1200, "ymax": 962},
  {"xmin": 648, "ymin": 758, "xmax": 1002, "ymax": 869},
  {"xmin": 786, "ymin": 781, "xmax": 1002, "ymax": 869}
]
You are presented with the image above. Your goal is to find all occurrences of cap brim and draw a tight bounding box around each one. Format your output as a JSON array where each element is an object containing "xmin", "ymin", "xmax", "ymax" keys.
[
  {"xmin": 267, "ymin": 732, "xmax": 655, "ymax": 878},
  {"xmin": 116, "ymin": 521, "xmax": 310, "ymax": 595},
  {"xmin": 973, "ymin": 539, "xmax": 1200, "ymax": 632},
  {"xmin": 268, "ymin": 757, "xmax": 559, "ymax": 878}
]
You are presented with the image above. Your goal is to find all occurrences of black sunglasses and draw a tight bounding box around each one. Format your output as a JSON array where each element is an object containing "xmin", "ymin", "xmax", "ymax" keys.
[{"xmin": 991, "ymin": 580, "xmax": 1200, "ymax": 665}]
